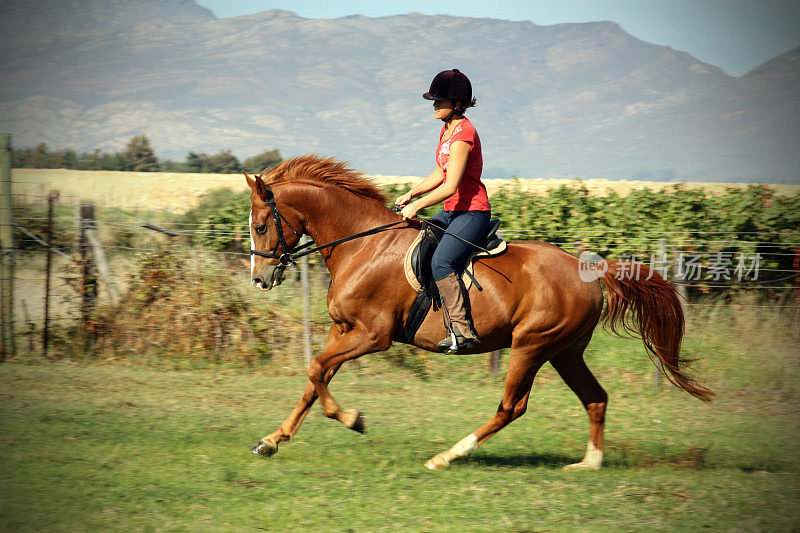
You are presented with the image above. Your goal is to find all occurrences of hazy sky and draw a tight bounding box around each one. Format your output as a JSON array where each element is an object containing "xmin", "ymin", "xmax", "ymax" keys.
[{"xmin": 195, "ymin": 0, "xmax": 800, "ymax": 77}]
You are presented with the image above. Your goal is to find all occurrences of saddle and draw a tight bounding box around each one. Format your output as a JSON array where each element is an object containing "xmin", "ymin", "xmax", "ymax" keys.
[
  {"xmin": 404, "ymin": 218, "xmax": 506, "ymax": 295},
  {"xmin": 399, "ymin": 218, "xmax": 506, "ymax": 344}
]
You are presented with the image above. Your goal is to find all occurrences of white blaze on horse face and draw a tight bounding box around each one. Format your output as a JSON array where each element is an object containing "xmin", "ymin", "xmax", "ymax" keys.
[{"xmin": 249, "ymin": 210, "xmax": 255, "ymax": 278}]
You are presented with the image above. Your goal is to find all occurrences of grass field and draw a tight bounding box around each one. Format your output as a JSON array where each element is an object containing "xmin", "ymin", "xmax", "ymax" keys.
[{"xmin": 2, "ymin": 306, "xmax": 799, "ymax": 532}]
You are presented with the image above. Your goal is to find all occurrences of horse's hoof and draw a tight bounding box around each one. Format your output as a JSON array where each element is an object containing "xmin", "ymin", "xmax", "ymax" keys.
[
  {"xmin": 425, "ymin": 456, "xmax": 449, "ymax": 471},
  {"xmin": 250, "ymin": 439, "xmax": 278, "ymax": 457},
  {"xmin": 562, "ymin": 461, "xmax": 601, "ymax": 471},
  {"xmin": 341, "ymin": 409, "xmax": 366, "ymax": 433}
]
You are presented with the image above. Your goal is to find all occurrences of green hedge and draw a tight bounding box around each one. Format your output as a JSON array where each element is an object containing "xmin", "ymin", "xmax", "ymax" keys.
[{"xmin": 195, "ymin": 182, "xmax": 798, "ymax": 283}]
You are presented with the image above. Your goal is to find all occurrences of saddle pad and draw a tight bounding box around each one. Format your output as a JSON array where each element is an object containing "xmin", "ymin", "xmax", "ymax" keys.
[
  {"xmin": 403, "ymin": 229, "xmax": 507, "ymax": 293},
  {"xmin": 462, "ymin": 240, "xmax": 508, "ymax": 290},
  {"xmin": 403, "ymin": 229, "xmax": 426, "ymax": 294}
]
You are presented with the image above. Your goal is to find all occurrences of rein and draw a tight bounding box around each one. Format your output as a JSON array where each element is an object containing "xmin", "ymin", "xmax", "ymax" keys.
[
  {"xmin": 250, "ymin": 184, "xmax": 492, "ymax": 266},
  {"xmin": 250, "ymin": 184, "xmax": 406, "ymax": 265},
  {"xmin": 250, "ymin": 220, "xmax": 407, "ymax": 264}
]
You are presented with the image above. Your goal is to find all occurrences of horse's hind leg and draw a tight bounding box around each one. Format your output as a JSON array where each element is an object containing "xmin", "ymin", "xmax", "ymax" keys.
[
  {"xmin": 425, "ymin": 346, "xmax": 546, "ymax": 470},
  {"xmin": 549, "ymin": 334, "xmax": 608, "ymax": 471}
]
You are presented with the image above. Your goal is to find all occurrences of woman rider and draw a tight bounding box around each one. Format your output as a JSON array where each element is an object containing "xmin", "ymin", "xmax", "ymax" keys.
[{"xmin": 396, "ymin": 68, "xmax": 491, "ymax": 353}]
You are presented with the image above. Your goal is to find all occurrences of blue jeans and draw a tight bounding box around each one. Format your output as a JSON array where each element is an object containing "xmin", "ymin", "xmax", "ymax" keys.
[{"xmin": 430, "ymin": 209, "xmax": 491, "ymax": 280}]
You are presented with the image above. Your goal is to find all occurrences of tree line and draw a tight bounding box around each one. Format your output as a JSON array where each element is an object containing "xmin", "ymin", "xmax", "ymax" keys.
[{"xmin": 12, "ymin": 135, "xmax": 282, "ymax": 174}]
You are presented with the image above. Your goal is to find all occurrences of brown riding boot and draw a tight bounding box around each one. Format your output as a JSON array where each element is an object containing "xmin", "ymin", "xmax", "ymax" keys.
[{"xmin": 435, "ymin": 272, "xmax": 480, "ymax": 353}]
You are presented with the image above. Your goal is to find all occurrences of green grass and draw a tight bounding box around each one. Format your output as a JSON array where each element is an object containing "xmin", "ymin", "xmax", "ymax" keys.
[{"xmin": 2, "ymin": 316, "xmax": 799, "ymax": 531}]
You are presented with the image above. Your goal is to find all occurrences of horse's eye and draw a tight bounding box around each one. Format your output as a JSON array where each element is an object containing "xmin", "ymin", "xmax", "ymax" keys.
[{"xmin": 255, "ymin": 224, "xmax": 267, "ymax": 235}]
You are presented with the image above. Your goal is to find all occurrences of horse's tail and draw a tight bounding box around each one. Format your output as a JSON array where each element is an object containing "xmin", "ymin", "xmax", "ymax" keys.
[{"xmin": 601, "ymin": 260, "xmax": 713, "ymax": 402}]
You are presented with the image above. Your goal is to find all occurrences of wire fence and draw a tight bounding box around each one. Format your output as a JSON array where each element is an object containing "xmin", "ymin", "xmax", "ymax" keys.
[{"xmin": 3, "ymin": 190, "xmax": 800, "ymax": 367}]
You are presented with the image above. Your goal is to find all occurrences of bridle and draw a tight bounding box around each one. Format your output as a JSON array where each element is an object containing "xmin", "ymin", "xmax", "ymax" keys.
[
  {"xmin": 249, "ymin": 183, "xmax": 406, "ymax": 266},
  {"xmin": 250, "ymin": 184, "xmax": 303, "ymax": 266}
]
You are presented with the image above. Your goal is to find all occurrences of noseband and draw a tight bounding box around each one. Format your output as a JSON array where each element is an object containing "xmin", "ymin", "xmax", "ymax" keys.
[{"xmin": 250, "ymin": 184, "xmax": 406, "ymax": 266}]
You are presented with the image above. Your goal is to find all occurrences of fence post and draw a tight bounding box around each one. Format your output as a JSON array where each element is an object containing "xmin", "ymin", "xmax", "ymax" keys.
[
  {"xmin": 84, "ymin": 221, "xmax": 120, "ymax": 305},
  {"xmin": 77, "ymin": 201, "xmax": 98, "ymax": 345},
  {"xmin": 0, "ymin": 133, "xmax": 14, "ymax": 361},
  {"xmin": 43, "ymin": 191, "xmax": 57, "ymax": 359},
  {"xmin": 488, "ymin": 350, "xmax": 501, "ymax": 376},
  {"xmin": 299, "ymin": 236, "xmax": 313, "ymax": 365},
  {"xmin": 21, "ymin": 299, "xmax": 34, "ymax": 354}
]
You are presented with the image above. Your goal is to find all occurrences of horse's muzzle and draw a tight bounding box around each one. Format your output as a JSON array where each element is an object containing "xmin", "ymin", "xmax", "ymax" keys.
[{"xmin": 252, "ymin": 265, "xmax": 286, "ymax": 290}]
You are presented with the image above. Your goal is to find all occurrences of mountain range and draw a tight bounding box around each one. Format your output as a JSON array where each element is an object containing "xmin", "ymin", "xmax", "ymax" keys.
[{"xmin": 0, "ymin": 0, "xmax": 797, "ymax": 182}]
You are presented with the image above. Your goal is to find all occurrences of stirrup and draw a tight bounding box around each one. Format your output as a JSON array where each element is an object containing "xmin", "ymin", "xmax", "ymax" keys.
[{"xmin": 437, "ymin": 332, "xmax": 479, "ymax": 354}]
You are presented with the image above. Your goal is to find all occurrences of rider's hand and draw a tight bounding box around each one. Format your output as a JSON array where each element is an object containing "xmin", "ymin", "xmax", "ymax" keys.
[
  {"xmin": 395, "ymin": 192, "xmax": 412, "ymax": 207},
  {"xmin": 400, "ymin": 202, "xmax": 419, "ymax": 220}
]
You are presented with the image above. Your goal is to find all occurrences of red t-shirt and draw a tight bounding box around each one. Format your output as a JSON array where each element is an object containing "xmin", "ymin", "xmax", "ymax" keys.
[{"xmin": 435, "ymin": 118, "xmax": 490, "ymax": 211}]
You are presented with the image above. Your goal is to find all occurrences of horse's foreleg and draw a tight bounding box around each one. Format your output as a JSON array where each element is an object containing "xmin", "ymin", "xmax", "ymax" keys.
[
  {"xmin": 251, "ymin": 325, "xmax": 348, "ymax": 457},
  {"xmin": 550, "ymin": 341, "xmax": 607, "ymax": 471},
  {"xmin": 308, "ymin": 325, "xmax": 387, "ymax": 431},
  {"xmin": 250, "ymin": 364, "xmax": 342, "ymax": 457},
  {"xmin": 425, "ymin": 348, "xmax": 545, "ymax": 470}
]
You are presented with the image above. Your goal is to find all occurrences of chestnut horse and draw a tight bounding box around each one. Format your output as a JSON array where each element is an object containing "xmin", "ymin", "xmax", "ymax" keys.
[{"xmin": 245, "ymin": 155, "xmax": 712, "ymax": 470}]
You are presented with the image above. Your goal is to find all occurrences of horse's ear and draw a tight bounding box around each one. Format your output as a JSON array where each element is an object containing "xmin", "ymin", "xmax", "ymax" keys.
[
  {"xmin": 243, "ymin": 170, "xmax": 258, "ymax": 192},
  {"xmin": 244, "ymin": 170, "xmax": 269, "ymax": 200}
]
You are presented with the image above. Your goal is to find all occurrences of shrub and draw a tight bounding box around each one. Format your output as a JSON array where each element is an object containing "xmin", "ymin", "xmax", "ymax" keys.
[
  {"xmin": 91, "ymin": 250, "xmax": 278, "ymax": 363},
  {"xmin": 177, "ymin": 188, "xmax": 251, "ymax": 253}
]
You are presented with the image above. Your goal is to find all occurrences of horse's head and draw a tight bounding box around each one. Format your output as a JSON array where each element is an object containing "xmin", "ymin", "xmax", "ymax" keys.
[{"xmin": 244, "ymin": 170, "xmax": 304, "ymax": 290}]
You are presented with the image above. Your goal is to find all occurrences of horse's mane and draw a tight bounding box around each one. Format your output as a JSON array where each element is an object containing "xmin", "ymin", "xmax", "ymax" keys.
[{"xmin": 260, "ymin": 154, "xmax": 388, "ymax": 204}]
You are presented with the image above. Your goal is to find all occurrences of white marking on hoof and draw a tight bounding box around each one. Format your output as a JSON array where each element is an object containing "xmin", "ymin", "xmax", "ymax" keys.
[
  {"xmin": 425, "ymin": 456, "xmax": 449, "ymax": 470},
  {"xmin": 425, "ymin": 434, "xmax": 478, "ymax": 470},
  {"xmin": 340, "ymin": 409, "xmax": 365, "ymax": 433},
  {"xmin": 563, "ymin": 441, "xmax": 603, "ymax": 471}
]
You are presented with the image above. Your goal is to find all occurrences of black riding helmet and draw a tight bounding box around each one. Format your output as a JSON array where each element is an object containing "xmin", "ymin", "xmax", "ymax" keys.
[{"xmin": 423, "ymin": 68, "xmax": 472, "ymax": 103}]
